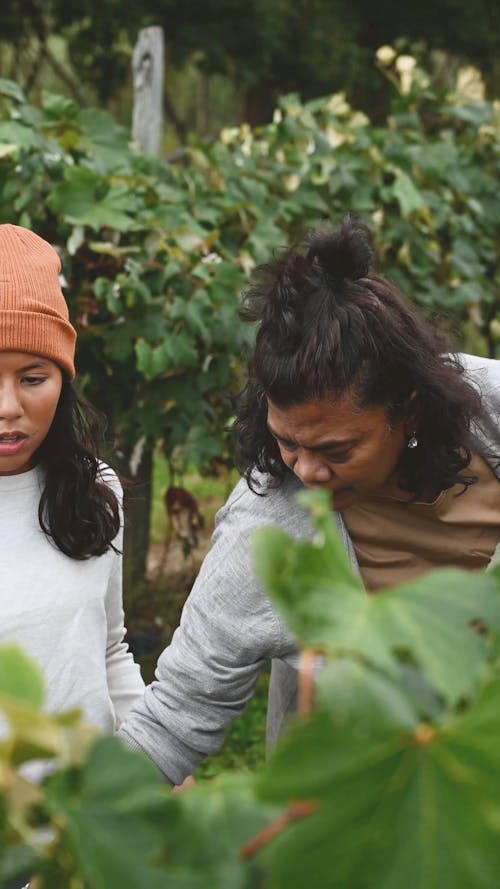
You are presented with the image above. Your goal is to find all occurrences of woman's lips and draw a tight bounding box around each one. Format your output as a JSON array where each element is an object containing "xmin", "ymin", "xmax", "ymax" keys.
[{"xmin": 0, "ymin": 433, "xmax": 28, "ymax": 455}]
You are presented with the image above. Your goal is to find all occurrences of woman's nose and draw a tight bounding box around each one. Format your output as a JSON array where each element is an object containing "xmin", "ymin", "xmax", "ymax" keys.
[
  {"xmin": 0, "ymin": 384, "xmax": 23, "ymax": 419},
  {"xmin": 293, "ymin": 451, "xmax": 332, "ymax": 486}
]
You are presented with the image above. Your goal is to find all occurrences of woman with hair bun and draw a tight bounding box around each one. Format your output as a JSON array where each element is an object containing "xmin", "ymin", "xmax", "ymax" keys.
[
  {"xmin": 120, "ymin": 214, "xmax": 500, "ymax": 786},
  {"xmin": 0, "ymin": 224, "xmax": 144, "ymax": 745}
]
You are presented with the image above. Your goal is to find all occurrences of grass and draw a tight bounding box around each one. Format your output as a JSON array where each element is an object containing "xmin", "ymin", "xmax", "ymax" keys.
[
  {"xmin": 150, "ymin": 449, "xmax": 239, "ymax": 545},
  {"xmin": 194, "ymin": 670, "xmax": 269, "ymax": 780}
]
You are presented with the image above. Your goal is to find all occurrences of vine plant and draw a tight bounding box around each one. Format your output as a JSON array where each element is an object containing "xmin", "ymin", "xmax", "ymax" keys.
[
  {"xmin": 0, "ymin": 53, "xmax": 499, "ymax": 594},
  {"xmin": 1, "ymin": 492, "xmax": 500, "ymax": 887}
]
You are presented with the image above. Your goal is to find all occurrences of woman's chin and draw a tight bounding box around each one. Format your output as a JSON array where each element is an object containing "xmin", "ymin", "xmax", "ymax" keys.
[{"xmin": 331, "ymin": 488, "xmax": 357, "ymax": 511}]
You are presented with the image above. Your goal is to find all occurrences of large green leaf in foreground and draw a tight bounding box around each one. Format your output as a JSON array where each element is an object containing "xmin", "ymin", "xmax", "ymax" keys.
[
  {"xmin": 0, "ymin": 644, "xmax": 44, "ymax": 708},
  {"xmin": 257, "ymin": 659, "xmax": 500, "ymax": 889},
  {"xmin": 163, "ymin": 774, "xmax": 279, "ymax": 889},
  {"xmin": 253, "ymin": 491, "xmax": 500, "ymax": 704},
  {"xmin": 44, "ymin": 735, "xmax": 174, "ymax": 889}
]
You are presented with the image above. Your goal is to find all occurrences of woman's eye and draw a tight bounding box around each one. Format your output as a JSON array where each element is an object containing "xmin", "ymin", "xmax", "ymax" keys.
[
  {"xmin": 23, "ymin": 376, "xmax": 46, "ymax": 385},
  {"xmin": 325, "ymin": 452, "xmax": 350, "ymax": 463}
]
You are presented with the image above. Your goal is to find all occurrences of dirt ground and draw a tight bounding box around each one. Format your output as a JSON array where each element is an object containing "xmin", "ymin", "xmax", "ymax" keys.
[{"xmin": 126, "ymin": 527, "xmax": 213, "ymax": 683}]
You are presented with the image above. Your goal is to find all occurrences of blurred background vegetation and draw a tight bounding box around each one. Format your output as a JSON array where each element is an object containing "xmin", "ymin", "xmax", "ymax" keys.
[
  {"xmin": 1, "ymin": 0, "xmax": 499, "ymax": 774},
  {"xmin": 1, "ymin": 0, "xmax": 500, "ymax": 146}
]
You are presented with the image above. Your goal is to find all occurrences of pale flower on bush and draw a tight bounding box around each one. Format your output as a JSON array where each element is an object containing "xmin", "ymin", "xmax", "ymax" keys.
[
  {"xmin": 325, "ymin": 125, "xmax": 348, "ymax": 148},
  {"xmin": 239, "ymin": 251, "xmax": 255, "ymax": 275},
  {"xmin": 395, "ymin": 54, "xmax": 417, "ymax": 73},
  {"xmin": 220, "ymin": 127, "xmax": 239, "ymax": 145},
  {"xmin": 326, "ymin": 92, "xmax": 350, "ymax": 116},
  {"xmin": 397, "ymin": 242, "xmax": 411, "ymax": 267},
  {"xmin": 201, "ymin": 251, "xmax": 222, "ymax": 265},
  {"xmin": 349, "ymin": 111, "xmax": 370, "ymax": 128},
  {"xmin": 283, "ymin": 173, "xmax": 301, "ymax": 193},
  {"xmin": 395, "ymin": 54, "xmax": 417, "ymax": 94},
  {"xmin": 376, "ymin": 45, "xmax": 397, "ymax": 66},
  {"xmin": 455, "ymin": 66, "xmax": 485, "ymax": 103}
]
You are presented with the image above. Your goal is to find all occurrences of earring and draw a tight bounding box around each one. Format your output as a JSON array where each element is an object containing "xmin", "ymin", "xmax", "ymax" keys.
[{"xmin": 407, "ymin": 434, "xmax": 418, "ymax": 449}]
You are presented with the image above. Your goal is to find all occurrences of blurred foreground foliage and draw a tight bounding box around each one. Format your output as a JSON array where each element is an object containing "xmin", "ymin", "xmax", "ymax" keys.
[
  {"xmin": 2, "ymin": 496, "xmax": 500, "ymax": 886},
  {"xmin": 0, "ymin": 50, "xmax": 499, "ymax": 591}
]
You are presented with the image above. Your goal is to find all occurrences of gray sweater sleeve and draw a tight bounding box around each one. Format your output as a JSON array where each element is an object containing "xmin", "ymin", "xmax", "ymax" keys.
[{"xmin": 119, "ymin": 477, "xmax": 301, "ymax": 784}]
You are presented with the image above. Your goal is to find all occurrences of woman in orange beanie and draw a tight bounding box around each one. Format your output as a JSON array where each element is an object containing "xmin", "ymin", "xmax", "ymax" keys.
[{"xmin": 0, "ymin": 225, "xmax": 144, "ymax": 752}]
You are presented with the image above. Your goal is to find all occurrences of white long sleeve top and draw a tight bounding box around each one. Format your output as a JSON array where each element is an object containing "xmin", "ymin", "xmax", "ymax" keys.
[{"xmin": 0, "ymin": 463, "xmax": 144, "ymax": 731}]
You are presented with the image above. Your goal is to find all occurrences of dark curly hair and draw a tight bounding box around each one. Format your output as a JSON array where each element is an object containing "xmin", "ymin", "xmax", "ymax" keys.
[
  {"xmin": 234, "ymin": 213, "xmax": 493, "ymax": 498},
  {"xmin": 35, "ymin": 379, "xmax": 121, "ymax": 559}
]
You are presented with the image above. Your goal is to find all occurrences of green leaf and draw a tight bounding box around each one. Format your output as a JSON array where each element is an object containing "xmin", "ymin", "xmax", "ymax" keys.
[
  {"xmin": 0, "ymin": 120, "xmax": 38, "ymax": 151},
  {"xmin": 451, "ymin": 237, "xmax": 486, "ymax": 279},
  {"xmin": 173, "ymin": 225, "xmax": 205, "ymax": 252},
  {"xmin": 245, "ymin": 218, "xmax": 285, "ymax": 263},
  {"xmin": 253, "ymin": 493, "xmax": 500, "ymax": 703},
  {"xmin": 47, "ymin": 166, "xmax": 99, "ymax": 219},
  {"xmin": 165, "ymin": 774, "xmax": 277, "ymax": 888},
  {"xmin": 258, "ymin": 665, "xmax": 500, "ymax": 889},
  {"xmin": 45, "ymin": 736, "xmax": 173, "ymax": 889},
  {"xmin": 0, "ymin": 78, "xmax": 26, "ymax": 103},
  {"xmin": 48, "ymin": 167, "xmax": 137, "ymax": 231},
  {"xmin": 42, "ymin": 90, "xmax": 79, "ymax": 120},
  {"xmin": 392, "ymin": 171, "xmax": 425, "ymax": 216},
  {"xmin": 0, "ymin": 644, "xmax": 44, "ymax": 708},
  {"xmin": 79, "ymin": 108, "xmax": 132, "ymax": 173}
]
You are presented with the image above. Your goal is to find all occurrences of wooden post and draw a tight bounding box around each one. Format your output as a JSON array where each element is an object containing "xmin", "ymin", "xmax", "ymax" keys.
[{"xmin": 132, "ymin": 26, "xmax": 164, "ymax": 156}]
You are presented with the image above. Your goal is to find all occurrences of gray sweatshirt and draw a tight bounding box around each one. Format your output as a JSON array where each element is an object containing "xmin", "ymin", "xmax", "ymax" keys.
[{"xmin": 119, "ymin": 354, "xmax": 500, "ymax": 784}]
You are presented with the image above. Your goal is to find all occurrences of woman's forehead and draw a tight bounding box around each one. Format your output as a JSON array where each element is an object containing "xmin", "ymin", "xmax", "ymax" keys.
[
  {"xmin": 0, "ymin": 350, "xmax": 57, "ymax": 370},
  {"xmin": 266, "ymin": 393, "xmax": 389, "ymax": 439}
]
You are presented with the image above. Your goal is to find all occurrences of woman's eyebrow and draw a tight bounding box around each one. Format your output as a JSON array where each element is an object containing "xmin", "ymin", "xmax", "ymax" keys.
[
  {"xmin": 267, "ymin": 424, "xmax": 357, "ymax": 452},
  {"xmin": 267, "ymin": 426, "xmax": 296, "ymax": 447},
  {"xmin": 18, "ymin": 361, "xmax": 50, "ymax": 371},
  {"xmin": 311, "ymin": 437, "xmax": 358, "ymax": 453}
]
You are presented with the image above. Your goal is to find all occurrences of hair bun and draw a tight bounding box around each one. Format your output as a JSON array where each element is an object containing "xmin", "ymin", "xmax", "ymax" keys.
[{"xmin": 306, "ymin": 213, "xmax": 375, "ymax": 281}]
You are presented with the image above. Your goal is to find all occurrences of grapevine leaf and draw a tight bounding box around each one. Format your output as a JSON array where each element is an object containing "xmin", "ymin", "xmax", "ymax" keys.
[
  {"xmin": 164, "ymin": 774, "xmax": 278, "ymax": 888},
  {"xmin": 79, "ymin": 108, "xmax": 132, "ymax": 174},
  {"xmin": 392, "ymin": 170, "xmax": 425, "ymax": 216},
  {"xmin": 44, "ymin": 736, "xmax": 174, "ymax": 889},
  {"xmin": 253, "ymin": 493, "xmax": 500, "ymax": 703},
  {"xmin": 258, "ymin": 665, "xmax": 500, "ymax": 888}
]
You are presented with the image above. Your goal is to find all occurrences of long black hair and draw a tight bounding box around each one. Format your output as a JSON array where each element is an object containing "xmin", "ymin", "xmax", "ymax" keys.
[
  {"xmin": 234, "ymin": 213, "xmax": 491, "ymax": 498},
  {"xmin": 36, "ymin": 379, "xmax": 120, "ymax": 559}
]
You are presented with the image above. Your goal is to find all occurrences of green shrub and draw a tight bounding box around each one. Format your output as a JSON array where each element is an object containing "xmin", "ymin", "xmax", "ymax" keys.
[{"xmin": 0, "ymin": 50, "xmax": 498, "ymax": 588}]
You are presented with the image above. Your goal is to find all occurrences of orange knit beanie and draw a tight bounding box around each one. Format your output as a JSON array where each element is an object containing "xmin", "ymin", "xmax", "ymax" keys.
[{"xmin": 0, "ymin": 224, "xmax": 76, "ymax": 378}]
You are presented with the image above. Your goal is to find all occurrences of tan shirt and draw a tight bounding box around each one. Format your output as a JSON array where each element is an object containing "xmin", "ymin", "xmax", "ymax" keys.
[{"xmin": 342, "ymin": 453, "xmax": 500, "ymax": 592}]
